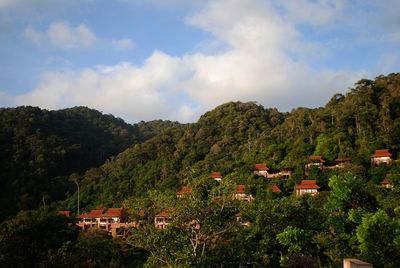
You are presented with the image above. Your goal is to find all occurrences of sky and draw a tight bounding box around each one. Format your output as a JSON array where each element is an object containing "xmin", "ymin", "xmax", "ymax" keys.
[{"xmin": 0, "ymin": 0, "xmax": 400, "ymax": 123}]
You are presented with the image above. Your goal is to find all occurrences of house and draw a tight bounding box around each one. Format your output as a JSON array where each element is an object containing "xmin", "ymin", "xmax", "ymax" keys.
[
  {"xmin": 254, "ymin": 164, "xmax": 269, "ymax": 177},
  {"xmin": 343, "ymin": 258, "xmax": 372, "ymax": 268},
  {"xmin": 176, "ymin": 186, "xmax": 193, "ymax": 198},
  {"xmin": 370, "ymin": 149, "xmax": 392, "ymax": 166},
  {"xmin": 154, "ymin": 208, "xmax": 174, "ymax": 229},
  {"xmin": 380, "ymin": 178, "xmax": 394, "ymax": 189},
  {"xmin": 210, "ymin": 171, "xmax": 223, "ymax": 181},
  {"xmin": 334, "ymin": 157, "xmax": 351, "ymax": 168},
  {"xmin": 305, "ymin": 156, "xmax": 325, "ymax": 169},
  {"xmin": 78, "ymin": 208, "xmax": 136, "ymax": 237},
  {"xmin": 78, "ymin": 209, "xmax": 104, "ymax": 229},
  {"xmin": 233, "ymin": 185, "xmax": 253, "ymax": 201},
  {"xmin": 235, "ymin": 213, "xmax": 251, "ymax": 227},
  {"xmin": 271, "ymin": 184, "xmax": 282, "ymax": 193},
  {"xmin": 294, "ymin": 180, "xmax": 320, "ymax": 196},
  {"xmin": 59, "ymin": 210, "xmax": 71, "ymax": 217}
]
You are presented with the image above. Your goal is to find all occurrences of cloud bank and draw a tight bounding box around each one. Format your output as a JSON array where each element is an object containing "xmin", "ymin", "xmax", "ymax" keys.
[
  {"xmin": 4, "ymin": 0, "xmax": 392, "ymax": 123},
  {"xmin": 23, "ymin": 21, "xmax": 97, "ymax": 49}
]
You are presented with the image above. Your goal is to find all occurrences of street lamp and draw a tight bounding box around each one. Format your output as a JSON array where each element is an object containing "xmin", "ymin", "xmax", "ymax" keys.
[{"xmin": 73, "ymin": 179, "xmax": 80, "ymax": 216}]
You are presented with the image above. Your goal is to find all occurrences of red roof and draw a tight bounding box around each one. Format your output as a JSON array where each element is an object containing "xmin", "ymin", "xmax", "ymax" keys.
[
  {"xmin": 271, "ymin": 184, "xmax": 282, "ymax": 193},
  {"xmin": 59, "ymin": 210, "xmax": 71, "ymax": 217},
  {"xmin": 370, "ymin": 149, "xmax": 392, "ymax": 158},
  {"xmin": 176, "ymin": 186, "xmax": 193, "ymax": 196},
  {"xmin": 308, "ymin": 156, "xmax": 325, "ymax": 163},
  {"xmin": 235, "ymin": 184, "xmax": 246, "ymax": 194},
  {"xmin": 210, "ymin": 172, "xmax": 222, "ymax": 179},
  {"xmin": 380, "ymin": 178, "xmax": 392, "ymax": 186},
  {"xmin": 79, "ymin": 208, "xmax": 125, "ymax": 219},
  {"xmin": 155, "ymin": 208, "xmax": 175, "ymax": 217},
  {"xmin": 103, "ymin": 208, "xmax": 124, "ymax": 218},
  {"xmin": 335, "ymin": 157, "xmax": 352, "ymax": 162},
  {"xmin": 254, "ymin": 164, "xmax": 269, "ymax": 171},
  {"xmin": 295, "ymin": 180, "xmax": 320, "ymax": 190}
]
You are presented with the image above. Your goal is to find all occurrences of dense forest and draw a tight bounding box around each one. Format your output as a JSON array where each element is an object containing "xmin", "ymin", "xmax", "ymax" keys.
[
  {"xmin": 0, "ymin": 106, "xmax": 179, "ymax": 221},
  {"xmin": 1, "ymin": 73, "xmax": 400, "ymax": 267}
]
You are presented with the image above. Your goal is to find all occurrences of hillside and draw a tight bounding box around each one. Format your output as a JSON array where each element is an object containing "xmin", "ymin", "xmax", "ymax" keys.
[
  {"xmin": 0, "ymin": 106, "xmax": 180, "ymax": 221},
  {"xmin": 2, "ymin": 73, "xmax": 400, "ymax": 267},
  {"xmin": 69, "ymin": 73, "xmax": 400, "ymax": 210}
]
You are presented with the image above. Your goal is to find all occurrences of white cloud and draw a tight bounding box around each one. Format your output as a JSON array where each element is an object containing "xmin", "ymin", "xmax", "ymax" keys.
[
  {"xmin": 12, "ymin": 51, "xmax": 195, "ymax": 122},
  {"xmin": 278, "ymin": 0, "xmax": 345, "ymax": 26},
  {"xmin": 112, "ymin": 38, "xmax": 135, "ymax": 50},
  {"xmin": 23, "ymin": 21, "xmax": 96, "ymax": 49},
  {"xmin": 7, "ymin": 0, "xmax": 366, "ymax": 123}
]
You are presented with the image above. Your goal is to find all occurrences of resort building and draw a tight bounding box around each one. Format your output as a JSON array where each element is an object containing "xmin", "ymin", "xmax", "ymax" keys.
[
  {"xmin": 210, "ymin": 171, "xmax": 223, "ymax": 182},
  {"xmin": 176, "ymin": 186, "xmax": 193, "ymax": 198},
  {"xmin": 380, "ymin": 178, "xmax": 394, "ymax": 189},
  {"xmin": 305, "ymin": 156, "xmax": 325, "ymax": 169},
  {"xmin": 233, "ymin": 185, "xmax": 253, "ymax": 202},
  {"xmin": 370, "ymin": 149, "xmax": 392, "ymax": 166},
  {"xmin": 154, "ymin": 208, "xmax": 174, "ymax": 229},
  {"xmin": 294, "ymin": 180, "xmax": 320, "ymax": 196},
  {"xmin": 334, "ymin": 157, "xmax": 352, "ymax": 168},
  {"xmin": 78, "ymin": 208, "xmax": 137, "ymax": 237},
  {"xmin": 254, "ymin": 164, "xmax": 269, "ymax": 177},
  {"xmin": 271, "ymin": 184, "xmax": 282, "ymax": 193}
]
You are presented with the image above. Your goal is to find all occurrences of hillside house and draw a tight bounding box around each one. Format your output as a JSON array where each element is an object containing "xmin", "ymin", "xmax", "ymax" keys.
[
  {"xmin": 154, "ymin": 208, "xmax": 174, "ymax": 229},
  {"xmin": 271, "ymin": 184, "xmax": 282, "ymax": 193},
  {"xmin": 254, "ymin": 164, "xmax": 269, "ymax": 177},
  {"xmin": 235, "ymin": 213, "xmax": 251, "ymax": 227},
  {"xmin": 78, "ymin": 208, "xmax": 136, "ymax": 237},
  {"xmin": 343, "ymin": 258, "xmax": 372, "ymax": 268},
  {"xmin": 176, "ymin": 186, "xmax": 193, "ymax": 198},
  {"xmin": 233, "ymin": 185, "xmax": 253, "ymax": 201},
  {"xmin": 334, "ymin": 157, "xmax": 351, "ymax": 168},
  {"xmin": 380, "ymin": 178, "xmax": 394, "ymax": 189},
  {"xmin": 370, "ymin": 149, "xmax": 392, "ymax": 166},
  {"xmin": 210, "ymin": 171, "xmax": 223, "ymax": 182},
  {"xmin": 294, "ymin": 180, "xmax": 320, "ymax": 196},
  {"xmin": 59, "ymin": 210, "xmax": 71, "ymax": 217},
  {"xmin": 305, "ymin": 156, "xmax": 325, "ymax": 169}
]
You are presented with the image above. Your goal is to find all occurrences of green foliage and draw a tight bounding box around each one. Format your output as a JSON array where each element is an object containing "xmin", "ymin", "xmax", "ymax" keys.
[
  {"xmin": 0, "ymin": 106, "xmax": 179, "ymax": 221},
  {"xmin": 356, "ymin": 210, "xmax": 400, "ymax": 267},
  {"xmin": 2, "ymin": 73, "xmax": 400, "ymax": 267},
  {"xmin": 0, "ymin": 210, "xmax": 78, "ymax": 267},
  {"xmin": 0, "ymin": 210, "xmax": 147, "ymax": 267}
]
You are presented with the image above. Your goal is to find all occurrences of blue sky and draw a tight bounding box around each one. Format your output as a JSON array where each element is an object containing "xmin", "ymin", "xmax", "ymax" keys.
[{"xmin": 1, "ymin": 0, "xmax": 399, "ymax": 123}]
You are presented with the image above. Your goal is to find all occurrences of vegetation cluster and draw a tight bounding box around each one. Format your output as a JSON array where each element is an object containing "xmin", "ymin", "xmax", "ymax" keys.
[{"xmin": 1, "ymin": 73, "xmax": 400, "ymax": 267}]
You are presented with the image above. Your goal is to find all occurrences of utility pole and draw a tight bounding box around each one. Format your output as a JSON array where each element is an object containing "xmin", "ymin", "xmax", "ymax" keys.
[{"xmin": 74, "ymin": 179, "xmax": 80, "ymax": 216}]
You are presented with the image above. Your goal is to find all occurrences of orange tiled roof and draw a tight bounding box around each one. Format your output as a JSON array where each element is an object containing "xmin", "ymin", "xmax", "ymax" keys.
[
  {"xmin": 271, "ymin": 184, "xmax": 282, "ymax": 193},
  {"xmin": 176, "ymin": 186, "xmax": 193, "ymax": 196},
  {"xmin": 210, "ymin": 172, "xmax": 222, "ymax": 179},
  {"xmin": 254, "ymin": 164, "xmax": 269, "ymax": 171},
  {"xmin": 103, "ymin": 208, "xmax": 124, "ymax": 218},
  {"xmin": 308, "ymin": 156, "xmax": 325, "ymax": 162},
  {"xmin": 79, "ymin": 208, "xmax": 125, "ymax": 218},
  {"xmin": 295, "ymin": 180, "xmax": 320, "ymax": 190},
  {"xmin": 380, "ymin": 178, "xmax": 392, "ymax": 186},
  {"xmin": 59, "ymin": 210, "xmax": 71, "ymax": 217},
  {"xmin": 370, "ymin": 149, "xmax": 392, "ymax": 158},
  {"xmin": 155, "ymin": 208, "xmax": 175, "ymax": 218},
  {"xmin": 335, "ymin": 157, "xmax": 351, "ymax": 162},
  {"xmin": 235, "ymin": 184, "xmax": 246, "ymax": 194}
]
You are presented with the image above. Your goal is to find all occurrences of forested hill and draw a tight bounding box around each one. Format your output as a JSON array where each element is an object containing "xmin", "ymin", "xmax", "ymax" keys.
[
  {"xmin": 0, "ymin": 106, "xmax": 180, "ymax": 221},
  {"xmin": 69, "ymin": 73, "xmax": 400, "ymax": 210}
]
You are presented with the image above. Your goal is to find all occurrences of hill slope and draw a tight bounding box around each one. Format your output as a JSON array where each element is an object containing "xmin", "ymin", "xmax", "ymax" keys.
[
  {"xmin": 70, "ymin": 73, "xmax": 400, "ymax": 210},
  {"xmin": 0, "ymin": 106, "xmax": 180, "ymax": 221}
]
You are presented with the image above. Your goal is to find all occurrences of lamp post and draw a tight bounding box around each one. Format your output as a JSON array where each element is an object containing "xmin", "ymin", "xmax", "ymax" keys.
[{"xmin": 74, "ymin": 179, "xmax": 80, "ymax": 216}]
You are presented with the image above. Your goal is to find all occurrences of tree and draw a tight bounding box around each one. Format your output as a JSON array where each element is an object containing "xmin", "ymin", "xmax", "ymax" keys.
[{"xmin": 356, "ymin": 210, "xmax": 400, "ymax": 267}]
